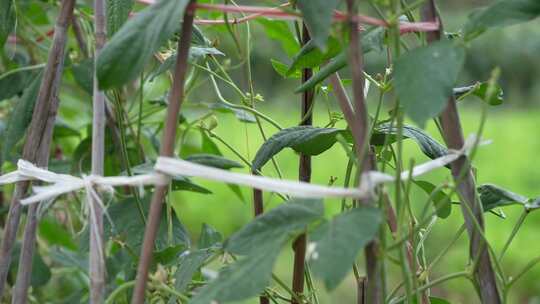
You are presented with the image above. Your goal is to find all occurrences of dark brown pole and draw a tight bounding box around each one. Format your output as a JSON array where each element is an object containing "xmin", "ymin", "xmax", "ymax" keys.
[
  {"xmin": 291, "ymin": 23, "xmax": 314, "ymax": 304},
  {"xmin": 421, "ymin": 1, "xmax": 501, "ymax": 303},
  {"xmin": 346, "ymin": 0, "xmax": 383, "ymax": 303},
  {"xmin": 131, "ymin": 2, "xmax": 196, "ymax": 303},
  {"xmin": 0, "ymin": 0, "xmax": 76, "ymax": 300},
  {"xmin": 252, "ymin": 171, "xmax": 269, "ymax": 304}
]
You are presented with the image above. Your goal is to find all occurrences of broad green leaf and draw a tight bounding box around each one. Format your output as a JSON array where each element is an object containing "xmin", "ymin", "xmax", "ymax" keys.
[
  {"xmin": 373, "ymin": 124, "xmax": 448, "ymax": 160},
  {"xmin": 38, "ymin": 218, "xmax": 77, "ymax": 250},
  {"xmin": 2, "ymin": 73, "xmax": 42, "ymax": 163},
  {"xmin": 309, "ymin": 207, "xmax": 382, "ymax": 290},
  {"xmin": 271, "ymin": 58, "xmax": 300, "ymax": 79},
  {"xmin": 49, "ymin": 247, "xmax": 87, "ymax": 271},
  {"xmin": 414, "ymin": 180, "xmax": 451, "ymax": 218},
  {"xmin": 0, "ymin": 68, "xmax": 40, "ymax": 101},
  {"xmin": 210, "ymin": 102, "xmax": 256, "ymax": 123},
  {"xmin": 153, "ymin": 244, "xmax": 186, "ymax": 266},
  {"xmin": 72, "ymin": 58, "xmax": 94, "ymax": 95},
  {"xmin": 171, "ymin": 176, "xmax": 212, "ymax": 194},
  {"xmin": 252, "ymin": 126, "xmax": 343, "ymax": 170},
  {"xmin": 394, "ymin": 40, "xmax": 465, "ymax": 127},
  {"xmin": 175, "ymin": 248, "xmax": 216, "ymax": 293},
  {"xmin": 257, "ymin": 19, "xmax": 299, "ymax": 57},
  {"xmin": 103, "ymin": 197, "xmax": 190, "ymax": 252},
  {"xmin": 295, "ymin": 27, "xmax": 384, "ymax": 93},
  {"xmin": 287, "ymin": 37, "xmax": 342, "ymax": 75},
  {"xmin": 0, "ymin": 0, "xmax": 15, "ymax": 48},
  {"xmin": 107, "ymin": 0, "xmax": 134, "ymax": 37},
  {"xmin": 198, "ymin": 223, "xmax": 223, "ymax": 249},
  {"xmin": 455, "ymin": 82, "xmax": 504, "ymax": 106},
  {"xmin": 464, "ymin": 0, "xmax": 540, "ymax": 40},
  {"xmin": 226, "ymin": 198, "xmax": 324, "ymax": 255},
  {"xmin": 11, "ymin": 244, "xmax": 51, "ymax": 288},
  {"xmin": 186, "ymin": 153, "xmax": 243, "ymax": 170},
  {"xmin": 200, "ymin": 131, "xmax": 245, "ymax": 203},
  {"xmin": 97, "ymin": 0, "xmax": 190, "ymax": 89},
  {"xmin": 190, "ymin": 244, "xmax": 279, "ymax": 304},
  {"xmin": 297, "ymin": 0, "xmax": 339, "ymax": 50},
  {"xmin": 478, "ymin": 184, "xmax": 528, "ymax": 211},
  {"xmin": 53, "ymin": 120, "xmax": 80, "ymax": 139}
]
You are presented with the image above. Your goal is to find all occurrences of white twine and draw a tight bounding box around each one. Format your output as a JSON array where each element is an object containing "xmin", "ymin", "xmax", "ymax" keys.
[
  {"xmin": 0, "ymin": 135, "xmax": 487, "ymax": 205},
  {"xmin": 0, "ymin": 135, "xmax": 486, "ymax": 257}
]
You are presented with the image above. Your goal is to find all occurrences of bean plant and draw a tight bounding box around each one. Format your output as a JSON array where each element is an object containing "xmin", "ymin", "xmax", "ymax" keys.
[{"xmin": 0, "ymin": 0, "xmax": 539, "ymax": 303}]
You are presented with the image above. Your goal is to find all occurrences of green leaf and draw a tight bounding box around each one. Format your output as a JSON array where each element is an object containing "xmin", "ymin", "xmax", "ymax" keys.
[
  {"xmin": 252, "ymin": 126, "xmax": 343, "ymax": 171},
  {"xmin": 415, "ymin": 180, "xmax": 451, "ymax": 218},
  {"xmin": 130, "ymin": 162, "xmax": 211, "ymax": 194},
  {"xmin": 271, "ymin": 58, "xmax": 300, "ymax": 79},
  {"xmin": 464, "ymin": 0, "xmax": 540, "ymax": 40},
  {"xmin": 171, "ymin": 176, "xmax": 212, "ymax": 194},
  {"xmin": 72, "ymin": 58, "xmax": 94, "ymax": 95},
  {"xmin": 525, "ymin": 197, "xmax": 540, "ymax": 211},
  {"xmin": 198, "ymin": 223, "xmax": 223, "ymax": 249},
  {"xmin": 149, "ymin": 46, "xmax": 224, "ymax": 81},
  {"xmin": 107, "ymin": 0, "xmax": 134, "ymax": 38},
  {"xmin": 295, "ymin": 27, "xmax": 384, "ymax": 93},
  {"xmin": 309, "ymin": 207, "xmax": 382, "ymax": 290},
  {"xmin": 226, "ymin": 198, "xmax": 324, "ymax": 255},
  {"xmin": 455, "ymin": 82, "xmax": 504, "ymax": 106},
  {"xmin": 103, "ymin": 197, "xmax": 191, "ymax": 252},
  {"xmin": 394, "ymin": 40, "xmax": 465, "ymax": 127},
  {"xmin": 296, "ymin": 0, "xmax": 339, "ymax": 50},
  {"xmin": 209, "ymin": 102, "xmax": 256, "ymax": 123},
  {"xmin": 373, "ymin": 124, "xmax": 448, "ymax": 160},
  {"xmin": 286, "ymin": 37, "xmax": 342, "ymax": 75},
  {"xmin": 0, "ymin": 0, "xmax": 15, "ymax": 48},
  {"xmin": 2, "ymin": 73, "xmax": 42, "ymax": 163},
  {"xmin": 186, "ymin": 153, "xmax": 243, "ymax": 170},
  {"xmin": 256, "ymin": 19, "xmax": 299, "ymax": 57},
  {"xmin": 97, "ymin": 0, "xmax": 190, "ymax": 89},
  {"xmin": 0, "ymin": 68, "xmax": 40, "ymax": 101},
  {"xmin": 153, "ymin": 244, "xmax": 186, "ymax": 266},
  {"xmin": 11, "ymin": 244, "xmax": 51, "ymax": 288},
  {"xmin": 478, "ymin": 184, "xmax": 529, "ymax": 211},
  {"xmin": 38, "ymin": 218, "xmax": 77, "ymax": 250},
  {"xmin": 190, "ymin": 245, "xmax": 279, "ymax": 304},
  {"xmin": 174, "ymin": 248, "xmax": 216, "ymax": 293}
]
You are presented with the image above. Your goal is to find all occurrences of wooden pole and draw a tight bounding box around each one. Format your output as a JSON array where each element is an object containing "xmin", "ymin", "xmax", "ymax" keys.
[
  {"xmin": 131, "ymin": 2, "xmax": 196, "ymax": 303},
  {"xmin": 8, "ymin": 0, "xmax": 76, "ymax": 302},
  {"xmin": 421, "ymin": 1, "xmax": 501, "ymax": 303}
]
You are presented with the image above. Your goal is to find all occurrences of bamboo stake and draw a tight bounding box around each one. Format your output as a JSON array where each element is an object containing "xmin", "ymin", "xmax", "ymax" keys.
[
  {"xmin": 291, "ymin": 23, "xmax": 314, "ymax": 304},
  {"xmin": 130, "ymin": 2, "xmax": 196, "ymax": 303},
  {"xmin": 421, "ymin": 1, "xmax": 501, "ymax": 303},
  {"xmin": 346, "ymin": 1, "xmax": 383, "ymax": 303},
  {"xmin": 89, "ymin": 0, "xmax": 107, "ymax": 301},
  {"xmin": 251, "ymin": 171, "xmax": 269, "ymax": 304},
  {"xmin": 6, "ymin": 0, "xmax": 76, "ymax": 302}
]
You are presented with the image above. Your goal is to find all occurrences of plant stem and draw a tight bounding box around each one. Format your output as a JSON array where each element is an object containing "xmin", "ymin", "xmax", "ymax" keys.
[
  {"xmin": 130, "ymin": 3, "xmax": 196, "ymax": 303},
  {"xmin": 89, "ymin": 0, "xmax": 106, "ymax": 301},
  {"xmin": 499, "ymin": 208, "xmax": 528, "ymax": 261},
  {"xmin": 291, "ymin": 23, "xmax": 313, "ymax": 304},
  {"xmin": 7, "ymin": 1, "xmax": 76, "ymax": 302},
  {"xmin": 421, "ymin": 2, "xmax": 501, "ymax": 303}
]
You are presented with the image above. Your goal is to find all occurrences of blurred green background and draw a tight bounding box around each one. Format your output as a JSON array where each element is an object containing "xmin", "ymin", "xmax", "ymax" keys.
[{"xmin": 162, "ymin": 2, "xmax": 540, "ymax": 303}]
